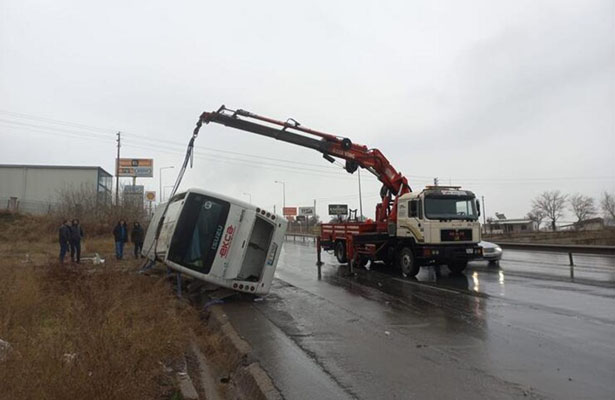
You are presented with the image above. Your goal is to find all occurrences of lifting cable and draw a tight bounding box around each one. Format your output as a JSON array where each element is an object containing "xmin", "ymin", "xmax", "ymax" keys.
[{"xmin": 140, "ymin": 112, "xmax": 209, "ymax": 269}]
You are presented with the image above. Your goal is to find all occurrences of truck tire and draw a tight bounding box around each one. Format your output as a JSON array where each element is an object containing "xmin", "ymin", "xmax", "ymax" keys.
[
  {"xmin": 448, "ymin": 261, "xmax": 467, "ymax": 274},
  {"xmin": 397, "ymin": 247, "xmax": 419, "ymax": 277},
  {"xmin": 335, "ymin": 241, "xmax": 347, "ymax": 264}
]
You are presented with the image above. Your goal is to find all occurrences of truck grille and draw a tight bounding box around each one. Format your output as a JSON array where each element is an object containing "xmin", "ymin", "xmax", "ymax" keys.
[{"xmin": 440, "ymin": 229, "xmax": 472, "ymax": 242}]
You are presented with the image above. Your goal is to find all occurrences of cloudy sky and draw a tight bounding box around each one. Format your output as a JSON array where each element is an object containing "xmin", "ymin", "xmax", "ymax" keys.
[{"xmin": 1, "ymin": 0, "xmax": 613, "ymax": 222}]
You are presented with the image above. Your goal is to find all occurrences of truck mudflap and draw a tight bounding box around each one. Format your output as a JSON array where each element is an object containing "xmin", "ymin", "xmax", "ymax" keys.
[{"xmin": 415, "ymin": 245, "xmax": 482, "ymax": 263}]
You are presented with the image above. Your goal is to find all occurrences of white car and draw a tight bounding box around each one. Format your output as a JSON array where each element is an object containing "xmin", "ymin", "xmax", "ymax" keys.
[{"xmin": 478, "ymin": 241, "xmax": 503, "ymax": 266}]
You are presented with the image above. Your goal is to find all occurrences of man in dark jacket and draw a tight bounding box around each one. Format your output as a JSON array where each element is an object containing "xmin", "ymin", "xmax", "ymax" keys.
[
  {"xmin": 58, "ymin": 220, "xmax": 71, "ymax": 263},
  {"xmin": 112, "ymin": 220, "xmax": 128, "ymax": 260},
  {"xmin": 131, "ymin": 222, "xmax": 145, "ymax": 259},
  {"xmin": 70, "ymin": 219, "xmax": 84, "ymax": 263}
]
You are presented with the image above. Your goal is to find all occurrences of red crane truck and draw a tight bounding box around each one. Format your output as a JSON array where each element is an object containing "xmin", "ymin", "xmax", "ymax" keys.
[{"xmin": 200, "ymin": 106, "xmax": 482, "ymax": 277}]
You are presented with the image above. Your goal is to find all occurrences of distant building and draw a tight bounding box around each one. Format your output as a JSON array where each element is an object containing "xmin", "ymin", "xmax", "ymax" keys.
[
  {"xmin": 574, "ymin": 217, "xmax": 605, "ymax": 231},
  {"xmin": 0, "ymin": 164, "xmax": 112, "ymax": 214},
  {"xmin": 486, "ymin": 218, "xmax": 538, "ymax": 234}
]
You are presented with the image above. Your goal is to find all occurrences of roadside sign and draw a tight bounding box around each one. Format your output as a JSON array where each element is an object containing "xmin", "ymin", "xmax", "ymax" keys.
[
  {"xmin": 117, "ymin": 158, "xmax": 154, "ymax": 177},
  {"xmin": 283, "ymin": 207, "xmax": 297, "ymax": 216},
  {"xmin": 328, "ymin": 204, "xmax": 348, "ymax": 215},
  {"xmin": 296, "ymin": 215, "xmax": 306, "ymax": 222},
  {"xmin": 145, "ymin": 191, "xmax": 156, "ymax": 202},
  {"xmin": 298, "ymin": 206, "xmax": 315, "ymax": 216}
]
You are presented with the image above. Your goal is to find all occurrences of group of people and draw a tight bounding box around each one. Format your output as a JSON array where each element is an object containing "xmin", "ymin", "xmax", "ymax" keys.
[
  {"xmin": 58, "ymin": 219, "xmax": 146, "ymax": 263},
  {"xmin": 58, "ymin": 219, "xmax": 84, "ymax": 263},
  {"xmin": 112, "ymin": 220, "xmax": 145, "ymax": 260}
]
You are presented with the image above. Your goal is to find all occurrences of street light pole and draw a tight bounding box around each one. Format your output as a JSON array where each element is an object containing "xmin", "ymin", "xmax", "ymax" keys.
[
  {"xmin": 160, "ymin": 166, "xmax": 175, "ymax": 202},
  {"xmin": 358, "ymin": 168, "xmax": 363, "ymax": 220},
  {"xmin": 274, "ymin": 180, "xmax": 286, "ymax": 211},
  {"xmin": 243, "ymin": 192, "xmax": 252, "ymax": 203}
]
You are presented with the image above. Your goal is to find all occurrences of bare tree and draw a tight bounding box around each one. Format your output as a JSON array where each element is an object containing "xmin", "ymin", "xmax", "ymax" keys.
[
  {"xmin": 569, "ymin": 194, "xmax": 596, "ymax": 225},
  {"xmin": 601, "ymin": 192, "xmax": 615, "ymax": 220},
  {"xmin": 532, "ymin": 190, "xmax": 568, "ymax": 231},
  {"xmin": 526, "ymin": 209, "xmax": 545, "ymax": 230}
]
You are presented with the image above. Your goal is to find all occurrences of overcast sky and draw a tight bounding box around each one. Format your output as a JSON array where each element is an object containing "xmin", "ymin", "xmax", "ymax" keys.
[{"xmin": 1, "ymin": 0, "xmax": 613, "ymax": 222}]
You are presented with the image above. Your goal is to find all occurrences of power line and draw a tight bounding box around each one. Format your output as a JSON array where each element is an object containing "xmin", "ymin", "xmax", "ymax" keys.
[{"xmin": 1, "ymin": 111, "xmax": 613, "ymax": 184}]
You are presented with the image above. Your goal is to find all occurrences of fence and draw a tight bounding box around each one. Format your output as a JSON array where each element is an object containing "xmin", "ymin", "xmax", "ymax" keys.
[{"xmin": 0, "ymin": 197, "xmax": 56, "ymax": 215}]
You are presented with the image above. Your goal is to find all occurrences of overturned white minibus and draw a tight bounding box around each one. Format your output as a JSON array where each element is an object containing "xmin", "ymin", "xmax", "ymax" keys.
[{"xmin": 142, "ymin": 188, "xmax": 288, "ymax": 295}]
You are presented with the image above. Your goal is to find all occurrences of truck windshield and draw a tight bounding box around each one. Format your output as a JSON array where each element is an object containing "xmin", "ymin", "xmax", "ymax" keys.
[
  {"xmin": 424, "ymin": 196, "xmax": 477, "ymax": 220},
  {"xmin": 167, "ymin": 193, "xmax": 230, "ymax": 274}
]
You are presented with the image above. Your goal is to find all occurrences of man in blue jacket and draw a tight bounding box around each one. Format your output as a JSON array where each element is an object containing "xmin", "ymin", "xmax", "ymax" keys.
[{"xmin": 112, "ymin": 220, "xmax": 128, "ymax": 260}]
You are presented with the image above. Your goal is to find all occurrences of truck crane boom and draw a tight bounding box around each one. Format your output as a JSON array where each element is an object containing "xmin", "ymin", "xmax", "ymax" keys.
[{"xmin": 200, "ymin": 105, "xmax": 411, "ymax": 225}]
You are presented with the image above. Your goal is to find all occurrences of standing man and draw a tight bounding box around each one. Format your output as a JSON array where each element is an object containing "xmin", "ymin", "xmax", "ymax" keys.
[
  {"xmin": 113, "ymin": 220, "xmax": 128, "ymax": 260},
  {"xmin": 131, "ymin": 221, "xmax": 145, "ymax": 259},
  {"xmin": 70, "ymin": 219, "xmax": 84, "ymax": 263},
  {"xmin": 58, "ymin": 219, "xmax": 71, "ymax": 263}
]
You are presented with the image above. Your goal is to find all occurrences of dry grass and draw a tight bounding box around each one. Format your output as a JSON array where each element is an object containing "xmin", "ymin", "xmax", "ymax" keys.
[{"xmin": 0, "ymin": 212, "xmax": 203, "ymax": 400}]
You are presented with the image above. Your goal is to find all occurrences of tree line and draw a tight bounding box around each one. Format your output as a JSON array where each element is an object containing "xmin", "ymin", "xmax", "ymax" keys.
[{"xmin": 527, "ymin": 191, "xmax": 615, "ymax": 231}]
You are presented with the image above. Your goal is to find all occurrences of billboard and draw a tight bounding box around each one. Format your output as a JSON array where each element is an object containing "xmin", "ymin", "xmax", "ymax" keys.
[
  {"xmin": 123, "ymin": 185, "xmax": 144, "ymax": 208},
  {"xmin": 328, "ymin": 204, "xmax": 348, "ymax": 215},
  {"xmin": 282, "ymin": 207, "xmax": 297, "ymax": 216},
  {"xmin": 298, "ymin": 206, "xmax": 315, "ymax": 216},
  {"xmin": 117, "ymin": 158, "xmax": 154, "ymax": 177}
]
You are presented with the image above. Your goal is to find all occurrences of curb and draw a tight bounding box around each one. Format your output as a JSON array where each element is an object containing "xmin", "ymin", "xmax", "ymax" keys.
[{"xmin": 207, "ymin": 306, "xmax": 282, "ymax": 400}]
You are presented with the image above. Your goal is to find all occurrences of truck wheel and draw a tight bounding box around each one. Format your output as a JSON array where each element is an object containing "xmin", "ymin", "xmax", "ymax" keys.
[
  {"xmin": 335, "ymin": 241, "xmax": 347, "ymax": 264},
  {"xmin": 448, "ymin": 261, "xmax": 467, "ymax": 274},
  {"xmin": 397, "ymin": 247, "xmax": 419, "ymax": 277}
]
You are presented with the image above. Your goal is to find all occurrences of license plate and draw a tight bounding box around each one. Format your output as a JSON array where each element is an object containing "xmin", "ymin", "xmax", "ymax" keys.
[{"xmin": 466, "ymin": 248, "xmax": 473, "ymax": 254}]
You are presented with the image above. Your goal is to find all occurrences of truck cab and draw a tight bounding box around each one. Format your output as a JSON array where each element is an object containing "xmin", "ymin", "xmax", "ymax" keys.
[
  {"xmin": 396, "ymin": 186, "xmax": 482, "ymax": 271},
  {"xmin": 142, "ymin": 188, "xmax": 288, "ymax": 295}
]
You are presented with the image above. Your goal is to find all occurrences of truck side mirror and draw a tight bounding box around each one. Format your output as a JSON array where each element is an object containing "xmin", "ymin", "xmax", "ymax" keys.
[
  {"xmin": 476, "ymin": 200, "xmax": 481, "ymax": 217},
  {"xmin": 409, "ymin": 200, "xmax": 418, "ymax": 218}
]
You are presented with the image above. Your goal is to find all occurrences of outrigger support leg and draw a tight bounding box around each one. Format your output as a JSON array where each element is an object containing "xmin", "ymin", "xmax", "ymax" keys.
[{"xmin": 316, "ymin": 237, "xmax": 324, "ymax": 279}]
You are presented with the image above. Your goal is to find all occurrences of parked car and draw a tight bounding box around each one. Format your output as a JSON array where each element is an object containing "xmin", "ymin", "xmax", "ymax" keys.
[{"xmin": 478, "ymin": 241, "xmax": 502, "ymax": 266}]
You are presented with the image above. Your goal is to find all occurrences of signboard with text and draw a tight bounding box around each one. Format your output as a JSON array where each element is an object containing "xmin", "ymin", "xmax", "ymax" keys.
[
  {"xmin": 117, "ymin": 158, "xmax": 154, "ymax": 177},
  {"xmin": 298, "ymin": 206, "xmax": 315, "ymax": 216},
  {"xmin": 283, "ymin": 207, "xmax": 298, "ymax": 216},
  {"xmin": 328, "ymin": 204, "xmax": 348, "ymax": 215}
]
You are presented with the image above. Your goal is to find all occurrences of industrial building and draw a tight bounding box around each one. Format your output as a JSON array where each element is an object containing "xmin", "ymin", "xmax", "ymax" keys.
[{"xmin": 0, "ymin": 164, "xmax": 112, "ymax": 214}]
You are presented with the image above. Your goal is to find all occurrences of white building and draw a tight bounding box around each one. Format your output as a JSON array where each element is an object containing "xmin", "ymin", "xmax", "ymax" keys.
[
  {"xmin": 486, "ymin": 218, "xmax": 538, "ymax": 234},
  {"xmin": 0, "ymin": 164, "xmax": 112, "ymax": 214}
]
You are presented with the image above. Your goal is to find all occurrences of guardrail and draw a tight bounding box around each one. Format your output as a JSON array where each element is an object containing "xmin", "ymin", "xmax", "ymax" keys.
[
  {"xmin": 494, "ymin": 242, "xmax": 615, "ymax": 278},
  {"xmin": 285, "ymin": 232, "xmax": 318, "ymax": 243},
  {"xmin": 284, "ymin": 234, "xmax": 614, "ymax": 279}
]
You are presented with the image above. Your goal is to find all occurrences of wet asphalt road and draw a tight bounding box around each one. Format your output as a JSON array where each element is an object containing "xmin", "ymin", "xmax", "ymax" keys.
[{"xmin": 218, "ymin": 242, "xmax": 615, "ymax": 400}]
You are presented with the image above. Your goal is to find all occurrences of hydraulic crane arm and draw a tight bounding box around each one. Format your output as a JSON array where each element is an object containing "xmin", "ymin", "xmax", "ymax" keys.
[{"xmin": 200, "ymin": 106, "xmax": 411, "ymax": 195}]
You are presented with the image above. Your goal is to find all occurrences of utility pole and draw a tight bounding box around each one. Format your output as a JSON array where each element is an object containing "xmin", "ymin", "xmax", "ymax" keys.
[
  {"xmin": 358, "ymin": 168, "xmax": 363, "ymax": 221},
  {"xmin": 275, "ymin": 180, "xmax": 286, "ymax": 210},
  {"xmin": 115, "ymin": 132, "xmax": 121, "ymax": 205},
  {"xmin": 481, "ymin": 195, "xmax": 486, "ymax": 225},
  {"xmin": 313, "ymin": 199, "xmax": 317, "ymax": 232}
]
